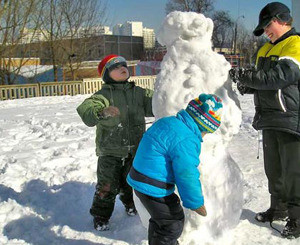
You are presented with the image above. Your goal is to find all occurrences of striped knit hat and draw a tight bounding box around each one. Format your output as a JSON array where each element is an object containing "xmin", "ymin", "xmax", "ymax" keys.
[
  {"xmin": 186, "ymin": 93, "xmax": 223, "ymax": 133},
  {"xmin": 98, "ymin": 54, "xmax": 127, "ymax": 79}
]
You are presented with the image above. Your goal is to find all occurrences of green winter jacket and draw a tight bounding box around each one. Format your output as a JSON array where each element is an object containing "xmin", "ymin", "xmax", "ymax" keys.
[{"xmin": 77, "ymin": 81, "xmax": 153, "ymax": 157}]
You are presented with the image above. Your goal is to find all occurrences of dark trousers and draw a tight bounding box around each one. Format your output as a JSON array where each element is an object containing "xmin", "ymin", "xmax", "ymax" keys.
[
  {"xmin": 135, "ymin": 190, "xmax": 184, "ymax": 245},
  {"xmin": 263, "ymin": 130, "xmax": 300, "ymax": 219},
  {"xmin": 90, "ymin": 154, "xmax": 134, "ymax": 220}
]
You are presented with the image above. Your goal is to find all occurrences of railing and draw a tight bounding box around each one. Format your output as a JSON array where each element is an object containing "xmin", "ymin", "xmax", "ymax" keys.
[
  {"xmin": 39, "ymin": 81, "xmax": 83, "ymax": 96},
  {"xmin": 0, "ymin": 83, "xmax": 39, "ymax": 100},
  {"xmin": 0, "ymin": 75, "xmax": 156, "ymax": 100}
]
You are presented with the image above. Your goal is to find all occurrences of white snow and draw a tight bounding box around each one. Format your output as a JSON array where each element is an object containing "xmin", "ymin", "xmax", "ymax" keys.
[
  {"xmin": 0, "ymin": 11, "xmax": 299, "ymax": 245},
  {"xmin": 18, "ymin": 65, "xmax": 54, "ymax": 78}
]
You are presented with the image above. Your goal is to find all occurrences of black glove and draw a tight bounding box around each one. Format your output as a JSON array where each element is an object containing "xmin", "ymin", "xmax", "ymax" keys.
[
  {"xmin": 229, "ymin": 68, "xmax": 254, "ymax": 95},
  {"xmin": 229, "ymin": 68, "xmax": 239, "ymax": 83},
  {"xmin": 236, "ymin": 82, "xmax": 247, "ymax": 95},
  {"xmin": 229, "ymin": 68, "xmax": 251, "ymax": 83}
]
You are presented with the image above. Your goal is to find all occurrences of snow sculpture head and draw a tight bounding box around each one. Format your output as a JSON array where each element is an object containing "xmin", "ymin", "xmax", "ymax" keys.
[
  {"xmin": 153, "ymin": 11, "xmax": 231, "ymax": 120},
  {"xmin": 157, "ymin": 11, "xmax": 214, "ymax": 47}
]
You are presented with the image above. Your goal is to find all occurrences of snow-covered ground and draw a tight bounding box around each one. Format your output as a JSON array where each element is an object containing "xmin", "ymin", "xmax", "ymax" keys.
[{"xmin": 0, "ymin": 94, "xmax": 298, "ymax": 245}]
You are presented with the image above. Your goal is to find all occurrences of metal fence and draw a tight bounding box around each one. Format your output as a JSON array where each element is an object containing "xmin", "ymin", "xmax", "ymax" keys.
[{"xmin": 0, "ymin": 75, "xmax": 156, "ymax": 100}]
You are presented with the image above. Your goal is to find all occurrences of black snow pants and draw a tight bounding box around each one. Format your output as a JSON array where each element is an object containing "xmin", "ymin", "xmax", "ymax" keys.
[
  {"xmin": 135, "ymin": 190, "xmax": 185, "ymax": 245},
  {"xmin": 90, "ymin": 154, "xmax": 134, "ymax": 220},
  {"xmin": 263, "ymin": 129, "xmax": 300, "ymax": 219}
]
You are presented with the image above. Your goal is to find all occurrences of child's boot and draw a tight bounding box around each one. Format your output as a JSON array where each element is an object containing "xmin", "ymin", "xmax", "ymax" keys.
[
  {"xmin": 125, "ymin": 204, "xmax": 137, "ymax": 216},
  {"xmin": 93, "ymin": 216, "xmax": 110, "ymax": 231}
]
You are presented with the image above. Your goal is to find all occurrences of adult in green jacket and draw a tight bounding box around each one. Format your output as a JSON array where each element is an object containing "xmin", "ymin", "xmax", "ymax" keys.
[
  {"xmin": 230, "ymin": 2, "xmax": 300, "ymax": 239},
  {"xmin": 77, "ymin": 54, "xmax": 153, "ymax": 231}
]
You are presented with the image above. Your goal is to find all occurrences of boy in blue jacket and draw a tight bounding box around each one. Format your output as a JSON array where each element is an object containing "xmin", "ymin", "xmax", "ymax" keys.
[{"xmin": 127, "ymin": 93, "xmax": 223, "ymax": 245}]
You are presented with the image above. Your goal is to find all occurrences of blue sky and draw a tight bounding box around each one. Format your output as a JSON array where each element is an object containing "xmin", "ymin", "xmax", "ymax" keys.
[{"xmin": 107, "ymin": 0, "xmax": 292, "ymax": 33}]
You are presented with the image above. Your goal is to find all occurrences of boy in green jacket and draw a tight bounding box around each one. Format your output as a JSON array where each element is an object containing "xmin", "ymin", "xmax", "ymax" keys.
[{"xmin": 77, "ymin": 54, "xmax": 153, "ymax": 231}]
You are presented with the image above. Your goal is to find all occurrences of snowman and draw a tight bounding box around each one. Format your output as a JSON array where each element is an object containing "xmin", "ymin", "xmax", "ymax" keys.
[{"xmin": 135, "ymin": 11, "xmax": 244, "ymax": 244}]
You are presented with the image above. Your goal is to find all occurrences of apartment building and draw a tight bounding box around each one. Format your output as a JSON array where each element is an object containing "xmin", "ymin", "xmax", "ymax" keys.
[
  {"xmin": 20, "ymin": 28, "xmax": 49, "ymax": 44},
  {"xmin": 20, "ymin": 26, "xmax": 112, "ymax": 43},
  {"xmin": 143, "ymin": 28, "xmax": 155, "ymax": 49},
  {"xmin": 113, "ymin": 21, "xmax": 156, "ymax": 49}
]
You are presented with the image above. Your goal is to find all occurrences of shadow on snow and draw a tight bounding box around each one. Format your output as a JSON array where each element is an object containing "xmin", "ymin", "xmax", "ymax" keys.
[{"xmin": 0, "ymin": 179, "xmax": 146, "ymax": 245}]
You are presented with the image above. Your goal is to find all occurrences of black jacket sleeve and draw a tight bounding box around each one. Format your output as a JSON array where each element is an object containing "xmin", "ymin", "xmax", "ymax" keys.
[{"xmin": 240, "ymin": 59, "xmax": 300, "ymax": 90}]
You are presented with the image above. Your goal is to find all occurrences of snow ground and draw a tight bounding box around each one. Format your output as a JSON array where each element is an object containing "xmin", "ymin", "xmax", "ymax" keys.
[{"xmin": 0, "ymin": 94, "xmax": 299, "ymax": 245}]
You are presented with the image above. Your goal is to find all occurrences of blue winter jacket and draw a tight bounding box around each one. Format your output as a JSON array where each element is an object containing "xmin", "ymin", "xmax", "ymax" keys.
[{"xmin": 127, "ymin": 109, "xmax": 204, "ymax": 209}]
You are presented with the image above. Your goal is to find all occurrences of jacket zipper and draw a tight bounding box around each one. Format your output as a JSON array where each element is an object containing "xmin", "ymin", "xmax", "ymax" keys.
[{"xmin": 123, "ymin": 88, "xmax": 131, "ymax": 151}]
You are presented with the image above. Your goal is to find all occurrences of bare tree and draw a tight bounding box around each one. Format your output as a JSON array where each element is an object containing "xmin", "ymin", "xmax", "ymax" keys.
[
  {"xmin": 31, "ymin": 0, "xmax": 69, "ymax": 82},
  {"xmin": 211, "ymin": 11, "xmax": 234, "ymax": 52},
  {"xmin": 35, "ymin": 0, "xmax": 107, "ymax": 81},
  {"xmin": 165, "ymin": 0, "xmax": 214, "ymax": 14},
  {"xmin": 57, "ymin": 0, "xmax": 108, "ymax": 80},
  {"xmin": 241, "ymin": 34, "xmax": 267, "ymax": 67},
  {"xmin": 0, "ymin": 0, "xmax": 40, "ymax": 85}
]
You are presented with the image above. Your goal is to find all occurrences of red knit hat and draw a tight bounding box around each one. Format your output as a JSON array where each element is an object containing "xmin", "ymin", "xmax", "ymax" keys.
[{"xmin": 98, "ymin": 54, "xmax": 127, "ymax": 78}]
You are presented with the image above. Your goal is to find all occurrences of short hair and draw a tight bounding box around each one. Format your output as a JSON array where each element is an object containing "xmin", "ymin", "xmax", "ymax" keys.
[{"xmin": 276, "ymin": 16, "xmax": 293, "ymax": 26}]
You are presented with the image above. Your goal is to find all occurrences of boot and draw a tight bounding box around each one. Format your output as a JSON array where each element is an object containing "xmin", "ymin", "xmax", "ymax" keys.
[
  {"xmin": 93, "ymin": 216, "xmax": 110, "ymax": 231},
  {"xmin": 125, "ymin": 205, "xmax": 137, "ymax": 216},
  {"xmin": 124, "ymin": 203, "xmax": 137, "ymax": 216},
  {"xmin": 281, "ymin": 218, "xmax": 300, "ymax": 239},
  {"xmin": 255, "ymin": 208, "xmax": 288, "ymax": 222}
]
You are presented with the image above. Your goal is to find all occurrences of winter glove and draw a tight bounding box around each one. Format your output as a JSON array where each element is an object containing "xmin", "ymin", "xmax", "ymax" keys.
[
  {"xmin": 98, "ymin": 106, "xmax": 120, "ymax": 119},
  {"xmin": 238, "ymin": 68, "xmax": 253, "ymax": 83},
  {"xmin": 229, "ymin": 68, "xmax": 253, "ymax": 83},
  {"xmin": 229, "ymin": 68, "xmax": 253, "ymax": 95},
  {"xmin": 229, "ymin": 68, "xmax": 240, "ymax": 83},
  {"xmin": 236, "ymin": 82, "xmax": 247, "ymax": 95},
  {"xmin": 193, "ymin": 205, "xmax": 207, "ymax": 216}
]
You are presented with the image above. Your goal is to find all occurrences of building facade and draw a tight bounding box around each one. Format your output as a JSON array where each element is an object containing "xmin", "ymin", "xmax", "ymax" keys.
[
  {"xmin": 77, "ymin": 26, "xmax": 112, "ymax": 37},
  {"xmin": 20, "ymin": 26, "xmax": 112, "ymax": 44},
  {"xmin": 113, "ymin": 21, "xmax": 143, "ymax": 37},
  {"xmin": 13, "ymin": 35, "xmax": 144, "ymax": 64},
  {"xmin": 292, "ymin": 0, "xmax": 300, "ymax": 31},
  {"xmin": 123, "ymin": 21, "xmax": 143, "ymax": 36},
  {"xmin": 143, "ymin": 28, "xmax": 155, "ymax": 49},
  {"xmin": 20, "ymin": 28, "xmax": 49, "ymax": 44},
  {"xmin": 113, "ymin": 21, "xmax": 156, "ymax": 49},
  {"xmin": 113, "ymin": 24, "xmax": 123, "ymax": 35}
]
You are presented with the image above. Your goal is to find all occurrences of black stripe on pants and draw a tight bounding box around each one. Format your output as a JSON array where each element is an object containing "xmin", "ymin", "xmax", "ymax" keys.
[{"xmin": 135, "ymin": 190, "xmax": 184, "ymax": 245}]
